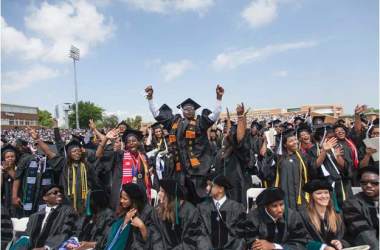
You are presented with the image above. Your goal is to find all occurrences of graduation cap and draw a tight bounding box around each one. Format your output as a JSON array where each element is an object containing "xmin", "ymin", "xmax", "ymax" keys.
[
  {"xmin": 65, "ymin": 139, "xmax": 82, "ymax": 152},
  {"xmin": 358, "ymin": 164, "xmax": 379, "ymax": 179},
  {"xmin": 122, "ymin": 183, "xmax": 146, "ymax": 202},
  {"xmin": 206, "ymin": 171, "xmax": 218, "ymax": 182},
  {"xmin": 250, "ymin": 121, "xmax": 263, "ymax": 130},
  {"xmin": 177, "ymin": 98, "xmax": 201, "ymax": 110},
  {"xmin": 202, "ymin": 108, "xmax": 212, "ymax": 117},
  {"xmin": 256, "ymin": 187, "xmax": 285, "ymax": 206},
  {"xmin": 151, "ymin": 122, "xmax": 163, "ymax": 130},
  {"xmin": 41, "ymin": 184, "xmax": 63, "ymax": 196},
  {"xmin": 212, "ymin": 175, "xmax": 233, "ymax": 190},
  {"xmin": 1, "ymin": 144, "xmax": 17, "ymax": 155},
  {"xmin": 281, "ymin": 122, "xmax": 294, "ymax": 130},
  {"xmin": 117, "ymin": 120, "xmax": 129, "ymax": 128},
  {"xmin": 71, "ymin": 134, "xmax": 85, "ymax": 144},
  {"xmin": 332, "ymin": 122, "xmax": 348, "ymax": 132},
  {"xmin": 314, "ymin": 124, "xmax": 334, "ymax": 142},
  {"xmin": 294, "ymin": 116, "xmax": 305, "ymax": 123},
  {"xmin": 296, "ymin": 123, "xmax": 312, "ymax": 136},
  {"xmin": 303, "ymin": 179, "xmax": 332, "ymax": 193},
  {"xmin": 159, "ymin": 179, "xmax": 185, "ymax": 199},
  {"xmin": 122, "ymin": 129, "xmax": 144, "ymax": 142},
  {"xmin": 268, "ymin": 119, "xmax": 281, "ymax": 127},
  {"xmin": 282, "ymin": 128, "xmax": 296, "ymax": 143}
]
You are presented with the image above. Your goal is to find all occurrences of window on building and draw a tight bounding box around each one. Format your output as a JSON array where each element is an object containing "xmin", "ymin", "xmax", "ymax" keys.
[
  {"xmin": 9, "ymin": 120, "xmax": 14, "ymax": 125},
  {"xmin": 25, "ymin": 120, "xmax": 30, "ymax": 125}
]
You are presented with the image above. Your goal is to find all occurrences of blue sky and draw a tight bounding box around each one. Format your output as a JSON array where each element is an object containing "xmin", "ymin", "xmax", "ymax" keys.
[{"xmin": 2, "ymin": 0, "xmax": 378, "ymax": 122}]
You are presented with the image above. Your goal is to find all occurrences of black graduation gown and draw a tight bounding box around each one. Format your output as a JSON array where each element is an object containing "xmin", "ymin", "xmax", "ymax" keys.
[
  {"xmin": 1, "ymin": 170, "xmax": 16, "ymax": 216},
  {"xmin": 151, "ymin": 201, "xmax": 206, "ymax": 250},
  {"xmin": 155, "ymin": 109, "xmax": 215, "ymax": 200},
  {"xmin": 197, "ymin": 198, "xmax": 246, "ymax": 249},
  {"xmin": 106, "ymin": 150, "xmax": 153, "ymax": 210},
  {"xmin": 1, "ymin": 206, "xmax": 13, "ymax": 249},
  {"xmin": 274, "ymin": 152, "xmax": 316, "ymax": 210},
  {"xmin": 307, "ymin": 144, "xmax": 353, "ymax": 208},
  {"xmin": 214, "ymin": 128, "xmax": 249, "ymax": 204},
  {"xmin": 299, "ymin": 209, "xmax": 350, "ymax": 248},
  {"xmin": 77, "ymin": 208, "xmax": 115, "ymax": 249},
  {"xmin": 342, "ymin": 192, "xmax": 379, "ymax": 249},
  {"xmin": 25, "ymin": 204, "xmax": 78, "ymax": 250},
  {"xmin": 236, "ymin": 206, "xmax": 309, "ymax": 249},
  {"xmin": 127, "ymin": 204, "xmax": 157, "ymax": 250},
  {"xmin": 338, "ymin": 139, "xmax": 357, "ymax": 186},
  {"xmin": 15, "ymin": 153, "xmax": 58, "ymax": 217},
  {"xmin": 47, "ymin": 154, "xmax": 97, "ymax": 214}
]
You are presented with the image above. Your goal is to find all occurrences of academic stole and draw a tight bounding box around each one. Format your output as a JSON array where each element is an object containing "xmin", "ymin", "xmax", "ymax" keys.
[
  {"xmin": 168, "ymin": 118, "xmax": 182, "ymax": 172},
  {"xmin": 67, "ymin": 162, "xmax": 88, "ymax": 211},
  {"xmin": 316, "ymin": 144, "xmax": 346, "ymax": 209},
  {"xmin": 185, "ymin": 117, "xmax": 200, "ymax": 168},
  {"xmin": 122, "ymin": 151, "xmax": 152, "ymax": 200},
  {"xmin": 275, "ymin": 151, "xmax": 309, "ymax": 205},
  {"xmin": 345, "ymin": 138, "xmax": 359, "ymax": 168}
]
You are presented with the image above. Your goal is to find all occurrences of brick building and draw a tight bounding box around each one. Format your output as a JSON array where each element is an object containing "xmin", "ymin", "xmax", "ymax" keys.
[{"xmin": 1, "ymin": 103, "xmax": 39, "ymax": 129}]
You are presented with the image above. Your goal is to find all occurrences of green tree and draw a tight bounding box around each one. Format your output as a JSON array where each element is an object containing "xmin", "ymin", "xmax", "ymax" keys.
[
  {"xmin": 365, "ymin": 107, "xmax": 380, "ymax": 114},
  {"xmin": 69, "ymin": 101, "xmax": 104, "ymax": 128},
  {"xmin": 38, "ymin": 109, "xmax": 54, "ymax": 127},
  {"xmin": 125, "ymin": 115, "xmax": 142, "ymax": 129},
  {"xmin": 100, "ymin": 114, "xmax": 119, "ymax": 128}
]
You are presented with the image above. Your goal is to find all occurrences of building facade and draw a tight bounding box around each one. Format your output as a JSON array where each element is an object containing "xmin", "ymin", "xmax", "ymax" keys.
[{"xmin": 1, "ymin": 103, "xmax": 39, "ymax": 129}]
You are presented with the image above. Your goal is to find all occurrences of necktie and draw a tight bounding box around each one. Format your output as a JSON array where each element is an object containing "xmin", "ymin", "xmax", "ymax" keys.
[{"xmin": 216, "ymin": 201, "xmax": 220, "ymax": 211}]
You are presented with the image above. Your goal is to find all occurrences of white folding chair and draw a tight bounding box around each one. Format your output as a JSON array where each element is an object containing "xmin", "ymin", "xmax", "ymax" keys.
[
  {"xmin": 246, "ymin": 188, "xmax": 265, "ymax": 213},
  {"xmin": 150, "ymin": 189, "xmax": 159, "ymax": 207},
  {"xmin": 351, "ymin": 187, "xmax": 362, "ymax": 195},
  {"xmin": 11, "ymin": 217, "xmax": 29, "ymax": 240}
]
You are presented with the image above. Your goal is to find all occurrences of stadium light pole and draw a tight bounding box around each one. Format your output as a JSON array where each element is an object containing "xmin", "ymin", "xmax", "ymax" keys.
[{"xmin": 69, "ymin": 45, "xmax": 80, "ymax": 129}]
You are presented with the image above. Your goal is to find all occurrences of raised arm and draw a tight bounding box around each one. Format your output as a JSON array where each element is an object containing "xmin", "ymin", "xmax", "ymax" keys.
[
  {"xmin": 208, "ymin": 84, "xmax": 224, "ymax": 122},
  {"xmin": 354, "ymin": 104, "xmax": 366, "ymax": 134},
  {"xmin": 27, "ymin": 127, "xmax": 56, "ymax": 159},
  {"xmin": 236, "ymin": 103, "xmax": 247, "ymax": 144},
  {"xmin": 52, "ymin": 119, "xmax": 65, "ymax": 155},
  {"xmin": 96, "ymin": 128, "xmax": 119, "ymax": 159},
  {"xmin": 145, "ymin": 85, "xmax": 160, "ymax": 118}
]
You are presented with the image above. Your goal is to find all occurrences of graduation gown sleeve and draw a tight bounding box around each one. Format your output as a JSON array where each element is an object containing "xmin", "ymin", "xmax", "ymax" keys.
[{"xmin": 342, "ymin": 193, "xmax": 379, "ymax": 249}]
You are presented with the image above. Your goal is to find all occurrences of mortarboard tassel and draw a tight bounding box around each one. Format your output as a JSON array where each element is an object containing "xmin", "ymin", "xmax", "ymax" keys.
[
  {"xmin": 85, "ymin": 191, "xmax": 92, "ymax": 216},
  {"xmin": 332, "ymin": 189, "xmax": 341, "ymax": 213}
]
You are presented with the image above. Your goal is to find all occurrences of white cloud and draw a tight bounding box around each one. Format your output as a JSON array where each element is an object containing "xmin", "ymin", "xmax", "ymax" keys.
[
  {"xmin": 212, "ymin": 41, "xmax": 318, "ymax": 70},
  {"xmin": 25, "ymin": 0, "xmax": 115, "ymax": 62},
  {"xmin": 2, "ymin": 0, "xmax": 114, "ymax": 92},
  {"xmin": 123, "ymin": 0, "xmax": 215, "ymax": 14},
  {"xmin": 2, "ymin": 0, "xmax": 114, "ymax": 63},
  {"xmin": 242, "ymin": 0, "xmax": 278, "ymax": 28},
  {"xmin": 161, "ymin": 60, "xmax": 193, "ymax": 82},
  {"xmin": 1, "ymin": 17, "xmax": 45, "ymax": 60},
  {"xmin": 2, "ymin": 65, "xmax": 60, "ymax": 92},
  {"xmin": 274, "ymin": 70, "xmax": 288, "ymax": 77}
]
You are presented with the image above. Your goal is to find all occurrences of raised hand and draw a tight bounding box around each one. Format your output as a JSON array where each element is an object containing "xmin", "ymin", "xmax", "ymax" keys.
[
  {"xmin": 216, "ymin": 84, "xmax": 224, "ymax": 100},
  {"xmin": 27, "ymin": 126, "xmax": 39, "ymax": 140},
  {"xmin": 145, "ymin": 85, "xmax": 154, "ymax": 100},
  {"xmin": 236, "ymin": 103, "xmax": 245, "ymax": 116},
  {"xmin": 322, "ymin": 137, "xmax": 337, "ymax": 151},
  {"xmin": 106, "ymin": 128, "xmax": 119, "ymax": 140},
  {"xmin": 355, "ymin": 104, "xmax": 367, "ymax": 114},
  {"xmin": 131, "ymin": 216, "xmax": 145, "ymax": 228},
  {"xmin": 125, "ymin": 208, "xmax": 137, "ymax": 224},
  {"xmin": 365, "ymin": 147, "xmax": 377, "ymax": 156},
  {"xmin": 88, "ymin": 119, "xmax": 96, "ymax": 130}
]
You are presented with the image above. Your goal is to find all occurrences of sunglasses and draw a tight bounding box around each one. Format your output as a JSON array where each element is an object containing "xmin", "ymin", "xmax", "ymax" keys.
[
  {"xmin": 360, "ymin": 181, "xmax": 379, "ymax": 186},
  {"xmin": 46, "ymin": 190, "xmax": 61, "ymax": 196}
]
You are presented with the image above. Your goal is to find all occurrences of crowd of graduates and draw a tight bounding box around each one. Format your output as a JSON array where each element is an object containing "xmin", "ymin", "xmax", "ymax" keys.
[{"xmin": 1, "ymin": 85, "xmax": 379, "ymax": 250}]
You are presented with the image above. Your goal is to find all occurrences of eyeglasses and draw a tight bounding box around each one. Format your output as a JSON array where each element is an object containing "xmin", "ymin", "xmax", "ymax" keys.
[
  {"xmin": 360, "ymin": 181, "xmax": 379, "ymax": 186},
  {"xmin": 47, "ymin": 190, "xmax": 61, "ymax": 196}
]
